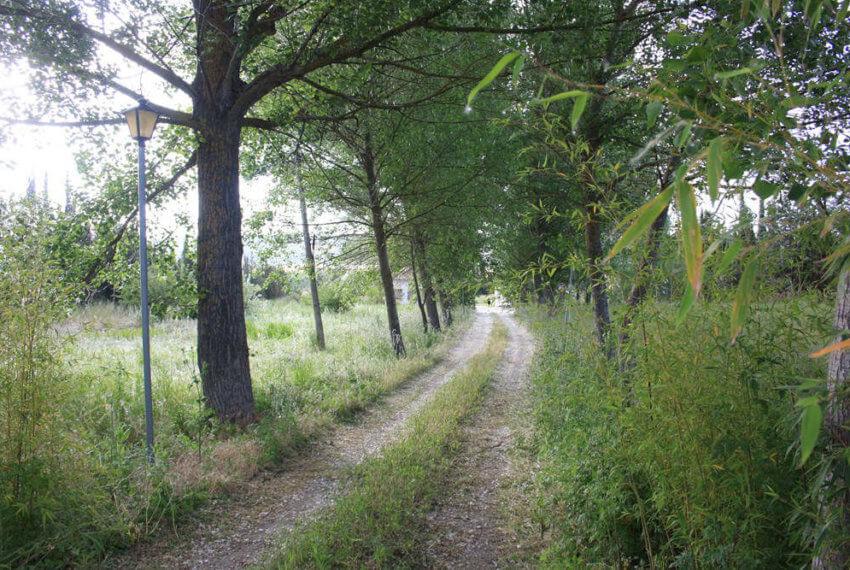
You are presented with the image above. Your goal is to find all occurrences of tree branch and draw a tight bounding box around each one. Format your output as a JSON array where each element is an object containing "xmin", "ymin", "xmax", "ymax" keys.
[
  {"xmin": 0, "ymin": 2, "xmax": 195, "ymax": 96},
  {"xmin": 83, "ymin": 150, "xmax": 198, "ymax": 285},
  {"xmin": 230, "ymin": 0, "xmax": 461, "ymax": 118}
]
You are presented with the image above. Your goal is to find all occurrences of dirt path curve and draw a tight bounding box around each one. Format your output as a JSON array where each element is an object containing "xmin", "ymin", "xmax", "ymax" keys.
[
  {"xmin": 107, "ymin": 310, "xmax": 495, "ymax": 570},
  {"xmin": 424, "ymin": 310, "xmax": 536, "ymax": 569}
]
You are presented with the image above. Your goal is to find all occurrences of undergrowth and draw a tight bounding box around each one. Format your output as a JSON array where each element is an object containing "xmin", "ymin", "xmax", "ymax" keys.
[
  {"xmin": 525, "ymin": 296, "xmax": 833, "ymax": 568},
  {"xmin": 0, "ymin": 294, "xmax": 468, "ymax": 567},
  {"xmin": 269, "ymin": 321, "xmax": 508, "ymax": 569}
]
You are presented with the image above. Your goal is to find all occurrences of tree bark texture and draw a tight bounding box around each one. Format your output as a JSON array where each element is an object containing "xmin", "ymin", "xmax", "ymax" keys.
[
  {"xmin": 814, "ymin": 270, "xmax": 850, "ymax": 568},
  {"xmin": 296, "ymin": 153, "xmax": 326, "ymax": 350},
  {"xmin": 415, "ymin": 236, "xmax": 441, "ymax": 332},
  {"xmin": 192, "ymin": 2, "xmax": 255, "ymax": 422},
  {"xmin": 195, "ymin": 120, "xmax": 254, "ymax": 422},
  {"xmin": 410, "ymin": 241, "xmax": 429, "ymax": 334},
  {"xmin": 363, "ymin": 134, "xmax": 406, "ymax": 356}
]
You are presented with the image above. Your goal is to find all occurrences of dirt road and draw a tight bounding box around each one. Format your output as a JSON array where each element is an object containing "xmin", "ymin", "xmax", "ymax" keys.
[
  {"xmin": 110, "ymin": 309, "xmax": 506, "ymax": 569},
  {"xmin": 424, "ymin": 311, "xmax": 536, "ymax": 568}
]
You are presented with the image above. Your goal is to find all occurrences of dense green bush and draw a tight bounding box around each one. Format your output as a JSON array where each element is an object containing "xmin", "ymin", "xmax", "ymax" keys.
[
  {"xmin": 316, "ymin": 281, "xmax": 356, "ymax": 313},
  {"xmin": 527, "ymin": 297, "xmax": 833, "ymax": 568}
]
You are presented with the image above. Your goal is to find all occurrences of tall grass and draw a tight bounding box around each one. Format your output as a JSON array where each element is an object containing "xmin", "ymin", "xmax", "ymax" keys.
[
  {"xmin": 0, "ymin": 299, "xmax": 466, "ymax": 567},
  {"xmin": 526, "ymin": 296, "xmax": 833, "ymax": 568}
]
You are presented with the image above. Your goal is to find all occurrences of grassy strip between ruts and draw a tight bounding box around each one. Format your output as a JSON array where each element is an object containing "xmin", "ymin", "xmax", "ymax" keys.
[{"xmin": 265, "ymin": 320, "xmax": 509, "ymax": 569}]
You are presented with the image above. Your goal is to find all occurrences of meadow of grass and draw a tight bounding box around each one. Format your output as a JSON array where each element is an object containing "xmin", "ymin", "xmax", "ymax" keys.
[
  {"xmin": 525, "ymin": 295, "xmax": 834, "ymax": 568},
  {"xmin": 1, "ymin": 299, "xmax": 465, "ymax": 567},
  {"xmin": 269, "ymin": 321, "xmax": 508, "ymax": 569}
]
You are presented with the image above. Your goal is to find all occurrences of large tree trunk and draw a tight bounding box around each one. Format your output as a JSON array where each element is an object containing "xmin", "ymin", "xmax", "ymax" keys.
[
  {"xmin": 814, "ymin": 270, "xmax": 850, "ymax": 568},
  {"xmin": 410, "ymin": 241, "xmax": 429, "ymax": 334},
  {"xmin": 415, "ymin": 236, "xmax": 441, "ymax": 331},
  {"xmin": 195, "ymin": 119, "xmax": 254, "ymax": 422},
  {"xmin": 363, "ymin": 135, "xmax": 405, "ymax": 356},
  {"xmin": 296, "ymin": 152, "xmax": 325, "ymax": 350},
  {"xmin": 585, "ymin": 207, "xmax": 612, "ymax": 355}
]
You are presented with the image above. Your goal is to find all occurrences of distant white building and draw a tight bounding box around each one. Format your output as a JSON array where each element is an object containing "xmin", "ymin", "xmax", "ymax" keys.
[{"xmin": 393, "ymin": 268, "xmax": 412, "ymax": 304}]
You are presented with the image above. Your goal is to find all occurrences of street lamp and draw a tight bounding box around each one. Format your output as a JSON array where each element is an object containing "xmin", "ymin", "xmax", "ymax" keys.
[{"xmin": 124, "ymin": 99, "xmax": 159, "ymax": 464}]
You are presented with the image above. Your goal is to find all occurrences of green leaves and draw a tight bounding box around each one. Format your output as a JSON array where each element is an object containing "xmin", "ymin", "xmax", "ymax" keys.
[
  {"xmin": 677, "ymin": 180, "xmax": 703, "ymax": 296},
  {"xmin": 798, "ymin": 399, "xmax": 822, "ymax": 465},
  {"xmin": 731, "ymin": 256, "xmax": 758, "ymax": 343},
  {"xmin": 753, "ymin": 180, "xmax": 779, "ymax": 199},
  {"xmin": 467, "ymin": 52, "xmax": 523, "ymax": 107},
  {"xmin": 714, "ymin": 67, "xmax": 755, "ymax": 80},
  {"xmin": 536, "ymin": 90, "xmax": 591, "ymax": 130},
  {"xmin": 605, "ymin": 185, "xmax": 674, "ymax": 262},
  {"xmin": 511, "ymin": 55, "xmax": 524, "ymax": 90},
  {"xmin": 570, "ymin": 92, "xmax": 589, "ymax": 131},
  {"xmin": 716, "ymin": 239, "xmax": 743, "ymax": 275},
  {"xmin": 646, "ymin": 101, "xmax": 663, "ymax": 128},
  {"xmin": 706, "ymin": 137, "xmax": 725, "ymax": 201}
]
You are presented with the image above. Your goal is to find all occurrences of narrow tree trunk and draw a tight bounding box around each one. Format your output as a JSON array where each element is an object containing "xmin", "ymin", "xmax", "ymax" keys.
[
  {"xmin": 410, "ymin": 241, "xmax": 429, "ymax": 334},
  {"xmin": 363, "ymin": 134, "xmax": 405, "ymax": 356},
  {"xmin": 415, "ymin": 236, "xmax": 441, "ymax": 331},
  {"xmin": 814, "ymin": 270, "xmax": 850, "ymax": 568},
  {"xmin": 619, "ymin": 204, "xmax": 669, "ymax": 345},
  {"xmin": 196, "ymin": 120, "xmax": 254, "ymax": 422},
  {"xmin": 439, "ymin": 290, "xmax": 454, "ymax": 327},
  {"xmin": 296, "ymin": 152, "xmax": 325, "ymax": 350},
  {"xmin": 534, "ymin": 272, "xmax": 545, "ymax": 305},
  {"xmin": 585, "ymin": 208, "xmax": 612, "ymax": 355}
]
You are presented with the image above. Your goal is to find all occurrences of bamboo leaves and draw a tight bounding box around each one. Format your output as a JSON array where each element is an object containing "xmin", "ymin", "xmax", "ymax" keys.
[
  {"xmin": 605, "ymin": 185, "xmax": 674, "ymax": 262},
  {"xmin": 706, "ymin": 137, "xmax": 725, "ymax": 201},
  {"xmin": 467, "ymin": 51, "xmax": 522, "ymax": 107},
  {"xmin": 605, "ymin": 176, "xmax": 702, "ymax": 296},
  {"xmin": 677, "ymin": 179, "xmax": 703, "ymax": 296},
  {"xmin": 536, "ymin": 90, "xmax": 591, "ymax": 130},
  {"xmin": 798, "ymin": 397, "xmax": 822, "ymax": 465},
  {"xmin": 731, "ymin": 256, "xmax": 759, "ymax": 343},
  {"xmin": 810, "ymin": 338, "xmax": 850, "ymax": 359}
]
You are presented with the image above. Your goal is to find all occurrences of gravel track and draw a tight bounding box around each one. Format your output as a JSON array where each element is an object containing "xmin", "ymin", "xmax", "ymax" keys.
[{"xmin": 424, "ymin": 310, "xmax": 536, "ymax": 569}]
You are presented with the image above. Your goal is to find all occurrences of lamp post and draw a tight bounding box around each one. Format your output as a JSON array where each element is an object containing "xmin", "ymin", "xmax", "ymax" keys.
[{"xmin": 124, "ymin": 100, "xmax": 159, "ymax": 464}]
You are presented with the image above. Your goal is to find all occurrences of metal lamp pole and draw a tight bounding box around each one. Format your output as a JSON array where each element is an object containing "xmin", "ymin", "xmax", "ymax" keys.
[
  {"xmin": 125, "ymin": 100, "xmax": 159, "ymax": 464},
  {"xmin": 137, "ymin": 137, "xmax": 155, "ymax": 464}
]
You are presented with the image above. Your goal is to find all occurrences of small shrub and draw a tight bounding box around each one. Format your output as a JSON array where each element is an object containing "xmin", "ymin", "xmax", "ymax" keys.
[
  {"xmin": 265, "ymin": 322, "xmax": 294, "ymax": 340},
  {"xmin": 316, "ymin": 283, "xmax": 355, "ymax": 313}
]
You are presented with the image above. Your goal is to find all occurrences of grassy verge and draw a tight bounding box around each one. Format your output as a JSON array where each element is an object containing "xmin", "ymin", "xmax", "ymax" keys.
[
  {"xmin": 268, "ymin": 321, "xmax": 508, "ymax": 569},
  {"xmin": 523, "ymin": 296, "xmax": 833, "ymax": 568},
  {"xmin": 1, "ymin": 301, "xmax": 470, "ymax": 567}
]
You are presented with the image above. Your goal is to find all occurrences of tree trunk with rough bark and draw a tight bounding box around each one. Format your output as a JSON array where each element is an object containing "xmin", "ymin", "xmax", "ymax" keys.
[
  {"xmin": 410, "ymin": 241, "xmax": 428, "ymax": 334},
  {"xmin": 415, "ymin": 236, "xmax": 441, "ymax": 332},
  {"xmin": 363, "ymin": 134, "xmax": 405, "ymax": 356},
  {"xmin": 814, "ymin": 270, "xmax": 850, "ymax": 568},
  {"xmin": 296, "ymin": 152, "xmax": 325, "ymax": 350},
  {"xmin": 195, "ymin": 119, "xmax": 255, "ymax": 423},
  {"xmin": 193, "ymin": 2, "xmax": 254, "ymax": 422}
]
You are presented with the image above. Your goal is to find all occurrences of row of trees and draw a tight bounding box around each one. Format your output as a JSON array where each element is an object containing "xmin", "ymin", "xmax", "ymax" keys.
[
  {"xmin": 3, "ymin": 0, "xmax": 848, "ymax": 563},
  {"xmin": 466, "ymin": 1, "xmax": 848, "ymax": 565},
  {"xmin": 0, "ymin": 0, "xmax": 539, "ymax": 421}
]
